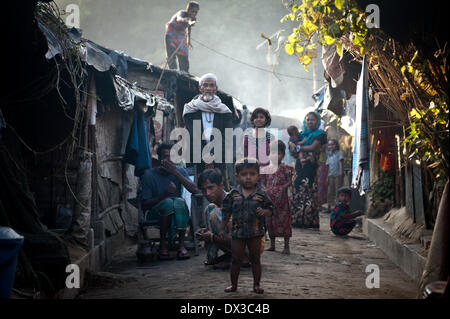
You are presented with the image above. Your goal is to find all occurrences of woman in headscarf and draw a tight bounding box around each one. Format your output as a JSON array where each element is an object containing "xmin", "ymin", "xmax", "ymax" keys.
[{"xmin": 290, "ymin": 112, "xmax": 327, "ymax": 229}]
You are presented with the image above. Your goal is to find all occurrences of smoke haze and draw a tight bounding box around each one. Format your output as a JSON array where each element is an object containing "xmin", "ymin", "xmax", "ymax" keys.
[{"xmin": 54, "ymin": 0, "xmax": 324, "ymax": 119}]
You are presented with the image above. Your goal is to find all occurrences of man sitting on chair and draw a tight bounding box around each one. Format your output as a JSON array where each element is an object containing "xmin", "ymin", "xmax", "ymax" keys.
[{"xmin": 141, "ymin": 142, "xmax": 198, "ymax": 260}]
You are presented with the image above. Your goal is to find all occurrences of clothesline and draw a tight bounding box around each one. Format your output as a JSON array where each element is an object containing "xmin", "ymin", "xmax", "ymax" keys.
[{"xmin": 191, "ymin": 37, "xmax": 318, "ymax": 82}]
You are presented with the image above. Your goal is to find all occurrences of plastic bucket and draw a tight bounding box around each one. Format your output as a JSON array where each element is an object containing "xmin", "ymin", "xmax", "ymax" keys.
[{"xmin": 0, "ymin": 226, "xmax": 24, "ymax": 299}]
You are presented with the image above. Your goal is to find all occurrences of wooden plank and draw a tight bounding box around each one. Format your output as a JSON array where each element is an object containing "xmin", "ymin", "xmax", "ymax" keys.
[
  {"xmin": 413, "ymin": 163, "xmax": 425, "ymax": 224},
  {"xmin": 405, "ymin": 162, "xmax": 415, "ymax": 219}
]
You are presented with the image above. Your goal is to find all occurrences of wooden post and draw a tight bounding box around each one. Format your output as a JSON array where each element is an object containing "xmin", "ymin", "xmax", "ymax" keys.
[
  {"xmin": 394, "ymin": 133, "xmax": 401, "ymax": 207},
  {"xmin": 313, "ymin": 57, "xmax": 317, "ymax": 93},
  {"xmin": 267, "ymin": 43, "xmax": 272, "ymax": 112},
  {"xmin": 87, "ymin": 74, "xmax": 98, "ymax": 222}
]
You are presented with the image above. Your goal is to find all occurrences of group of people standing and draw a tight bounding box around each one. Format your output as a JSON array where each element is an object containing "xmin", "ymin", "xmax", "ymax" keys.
[
  {"xmin": 141, "ymin": 70, "xmax": 362, "ymax": 294},
  {"xmin": 154, "ymin": 2, "xmax": 361, "ymax": 294}
]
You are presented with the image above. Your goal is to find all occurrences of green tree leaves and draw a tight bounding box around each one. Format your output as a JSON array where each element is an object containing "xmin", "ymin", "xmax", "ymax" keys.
[{"xmin": 281, "ymin": 0, "xmax": 368, "ymax": 66}]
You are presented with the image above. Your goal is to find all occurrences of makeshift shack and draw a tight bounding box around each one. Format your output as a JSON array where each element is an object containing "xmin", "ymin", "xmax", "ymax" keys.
[{"xmin": 1, "ymin": 1, "xmax": 178, "ymax": 297}]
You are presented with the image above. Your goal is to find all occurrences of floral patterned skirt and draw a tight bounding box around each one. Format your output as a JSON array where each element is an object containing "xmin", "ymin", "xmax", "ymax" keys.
[{"xmin": 291, "ymin": 174, "xmax": 320, "ymax": 229}]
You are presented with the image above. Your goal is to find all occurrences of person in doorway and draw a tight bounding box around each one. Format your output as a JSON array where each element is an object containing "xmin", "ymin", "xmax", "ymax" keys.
[
  {"xmin": 219, "ymin": 158, "xmax": 274, "ymax": 294},
  {"xmin": 165, "ymin": 1, "xmax": 199, "ymax": 73},
  {"xmin": 326, "ymin": 139, "xmax": 344, "ymax": 213},
  {"xmin": 141, "ymin": 142, "xmax": 199, "ymax": 260},
  {"xmin": 240, "ymin": 105, "xmax": 251, "ymax": 131}
]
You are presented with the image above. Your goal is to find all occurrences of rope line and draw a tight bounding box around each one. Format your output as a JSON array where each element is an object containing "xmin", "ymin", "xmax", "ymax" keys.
[{"xmin": 191, "ymin": 37, "xmax": 318, "ymax": 82}]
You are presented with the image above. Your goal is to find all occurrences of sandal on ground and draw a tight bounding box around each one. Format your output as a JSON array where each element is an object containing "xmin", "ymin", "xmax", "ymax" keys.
[
  {"xmin": 213, "ymin": 261, "xmax": 231, "ymax": 270},
  {"xmin": 217, "ymin": 253, "xmax": 232, "ymax": 263},
  {"xmin": 177, "ymin": 247, "xmax": 190, "ymax": 260},
  {"xmin": 204, "ymin": 259, "xmax": 217, "ymax": 266},
  {"xmin": 158, "ymin": 248, "xmax": 172, "ymax": 260},
  {"xmin": 253, "ymin": 286, "xmax": 264, "ymax": 294},
  {"xmin": 224, "ymin": 286, "xmax": 237, "ymax": 293}
]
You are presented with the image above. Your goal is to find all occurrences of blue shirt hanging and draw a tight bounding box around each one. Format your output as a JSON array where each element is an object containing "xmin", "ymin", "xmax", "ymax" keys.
[{"xmin": 123, "ymin": 107, "xmax": 151, "ymax": 177}]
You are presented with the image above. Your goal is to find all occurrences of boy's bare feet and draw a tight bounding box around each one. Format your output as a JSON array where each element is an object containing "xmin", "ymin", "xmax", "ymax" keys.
[
  {"xmin": 281, "ymin": 247, "xmax": 290, "ymax": 255},
  {"xmin": 253, "ymin": 286, "xmax": 264, "ymax": 294},
  {"xmin": 224, "ymin": 285, "xmax": 237, "ymax": 293},
  {"xmin": 267, "ymin": 245, "xmax": 275, "ymax": 251}
]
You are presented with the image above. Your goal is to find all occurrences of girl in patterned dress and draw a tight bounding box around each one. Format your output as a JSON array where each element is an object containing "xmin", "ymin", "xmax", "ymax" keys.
[{"xmin": 261, "ymin": 140, "xmax": 294, "ymax": 254}]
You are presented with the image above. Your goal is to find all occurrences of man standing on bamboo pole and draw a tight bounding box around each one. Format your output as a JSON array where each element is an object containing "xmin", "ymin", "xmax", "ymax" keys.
[{"xmin": 164, "ymin": 1, "xmax": 199, "ymax": 73}]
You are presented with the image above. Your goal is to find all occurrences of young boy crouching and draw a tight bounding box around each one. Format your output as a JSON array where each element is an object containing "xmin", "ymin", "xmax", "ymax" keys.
[{"xmin": 330, "ymin": 187, "xmax": 364, "ymax": 236}]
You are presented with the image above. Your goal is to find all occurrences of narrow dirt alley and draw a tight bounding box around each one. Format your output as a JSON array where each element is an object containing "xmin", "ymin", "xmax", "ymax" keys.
[{"xmin": 77, "ymin": 213, "xmax": 418, "ymax": 299}]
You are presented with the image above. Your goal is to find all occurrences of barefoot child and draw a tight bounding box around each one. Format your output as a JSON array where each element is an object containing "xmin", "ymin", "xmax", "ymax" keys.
[
  {"xmin": 219, "ymin": 158, "xmax": 274, "ymax": 294},
  {"xmin": 261, "ymin": 140, "xmax": 294, "ymax": 254},
  {"xmin": 330, "ymin": 187, "xmax": 363, "ymax": 236}
]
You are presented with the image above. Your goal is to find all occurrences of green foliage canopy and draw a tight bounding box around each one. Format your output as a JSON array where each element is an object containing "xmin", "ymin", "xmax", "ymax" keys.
[
  {"xmin": 281, "ymin": 0, "xmax": 449, "ymax": 184},
  {"xmin": 281, "ymin": 0, "xmax": 368, "ymax": 71}
]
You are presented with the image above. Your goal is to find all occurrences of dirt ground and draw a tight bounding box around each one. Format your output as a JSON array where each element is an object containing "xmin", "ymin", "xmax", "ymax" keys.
[{"xmin": 77, "ymin": 213, "xmax": 418, "ymax": 299}]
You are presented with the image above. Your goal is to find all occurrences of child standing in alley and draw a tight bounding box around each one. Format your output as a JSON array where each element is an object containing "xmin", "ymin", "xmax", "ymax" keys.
[
  {"xmin": 330, "ymin": 187, "xmax": 363, "ymax": 236},
  {"xmin": 326, "ymin": 139, "xmax": 344, "ymax": 213},
  {"xmin": 261, "ymin": 140, "xmax": 294, "ymax": 254},
  {"xmin": 219, "ymin": 158, "xmax": 274, "ymax": 294}
]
